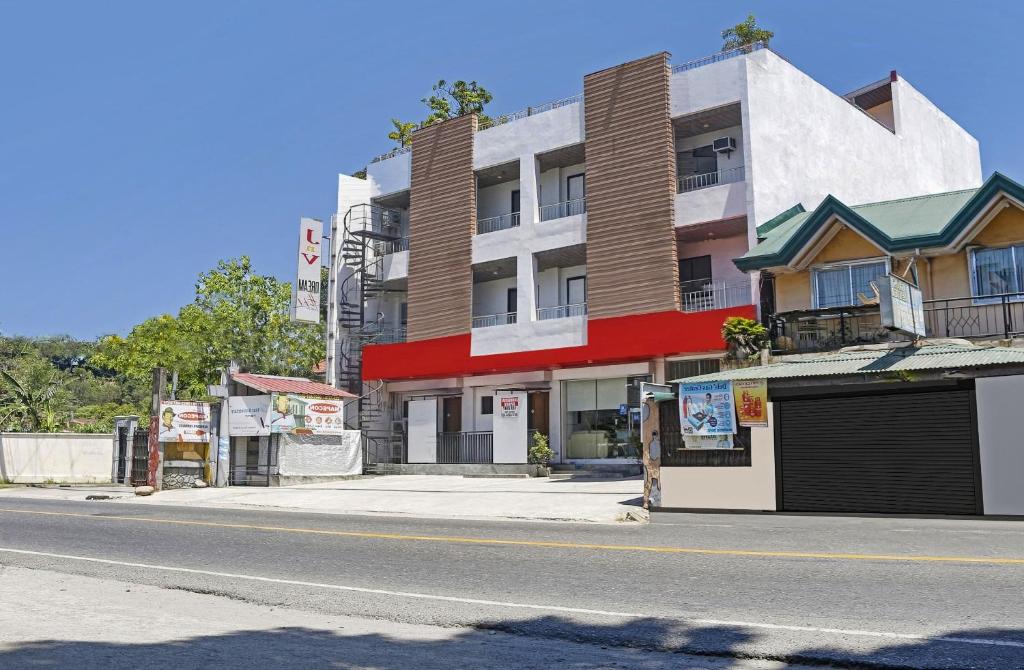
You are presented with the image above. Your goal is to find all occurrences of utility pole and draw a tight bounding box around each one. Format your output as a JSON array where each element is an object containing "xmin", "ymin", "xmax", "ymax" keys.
[{"xmin": 147, "ymin": 367, "xmax": 167, "ymax": 491}]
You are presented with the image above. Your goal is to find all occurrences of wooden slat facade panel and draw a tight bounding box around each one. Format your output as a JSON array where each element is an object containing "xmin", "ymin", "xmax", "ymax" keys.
[
  {"xmin": 407, "ymin": 114, "xmax": 476, "ymax": 341},
  {"xmin": 583, "ymin": 52, "xmax": 679, "ymax": 319}
]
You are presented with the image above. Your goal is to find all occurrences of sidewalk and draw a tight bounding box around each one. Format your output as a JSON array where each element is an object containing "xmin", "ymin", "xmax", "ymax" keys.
[{"xmin": 0, "ymin": 476, "xmax": 645, "ymax": 524}]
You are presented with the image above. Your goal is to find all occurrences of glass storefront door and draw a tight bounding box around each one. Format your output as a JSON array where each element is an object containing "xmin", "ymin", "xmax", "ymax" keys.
[{"xmin": 563, "ymin": 377, "xmax": 646, "ymax": 460}]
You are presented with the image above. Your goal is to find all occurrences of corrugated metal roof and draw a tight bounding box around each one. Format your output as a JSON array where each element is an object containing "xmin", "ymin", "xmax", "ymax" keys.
[
  {"xmin": 232, "ymin": 373, "xmax": 355, "ymax": 398},
  {"xmin": 671, "ymin": 342, "xmax": 1024, "ymax": 383}
]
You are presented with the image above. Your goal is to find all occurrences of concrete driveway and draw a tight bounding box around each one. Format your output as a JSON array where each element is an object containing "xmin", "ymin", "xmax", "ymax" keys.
[{"xmin": 0, "ymin": 476, "xmax": 644, "ymax": 524}]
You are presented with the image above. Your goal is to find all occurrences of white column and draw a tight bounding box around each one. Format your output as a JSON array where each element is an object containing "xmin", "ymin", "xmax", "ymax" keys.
[
  {"xmin": 492, "ymin": 391, "xmax": 528, "ymax": 463},
  {"xmin": 407, "ymin": 399, "xmax": 438, "ymax": 463}
]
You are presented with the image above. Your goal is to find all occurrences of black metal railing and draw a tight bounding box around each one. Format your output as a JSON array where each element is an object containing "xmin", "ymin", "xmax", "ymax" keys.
[
  {"xmin": 436, "ymin": 431, "xmax": 493, "ymax": 464},
  {"xmin": 228, "ymin": 465, "xmax": 277, "ymax": 487},
  {"xmin": 922, "ymin": 292, "xmax": 1024, "ymax": 340},
  {"xmin": 770, "ymin": 306, "xmax": 911, "ymax": 354}
]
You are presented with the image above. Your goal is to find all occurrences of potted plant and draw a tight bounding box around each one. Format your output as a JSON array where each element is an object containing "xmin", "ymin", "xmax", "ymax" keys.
[
  {"xmin": 528, "ymin": 432, "xmax": 554, "ymax": 477},
  {"xmin": 721, "ymin": 316, "xmax": 769, "ymax": 360}
]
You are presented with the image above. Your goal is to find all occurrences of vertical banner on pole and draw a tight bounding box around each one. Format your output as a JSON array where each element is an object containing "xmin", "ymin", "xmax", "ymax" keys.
[{"xmin": 293, "ymin": 217, "xmax": 323, "ymax": 323}]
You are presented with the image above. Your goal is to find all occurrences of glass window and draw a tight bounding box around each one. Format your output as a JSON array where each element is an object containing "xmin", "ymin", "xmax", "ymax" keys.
[
  {"xmin": 973, "ymin": 246, "xmax": 1022, "ymax": 297},
  {"xmin": 813, "ymin": 261, "xmax": 887, "ymax": 308},
  {"xmin": 666, "ymin": 358, "xmax": 721, "ymax": 382},
  {"xmin": 480, "ymin": 395, "xmax": 493, "ymax": 415},
  {"xmin": 563, "ymin": 378, "xmax": 641, "ymax": 460}
]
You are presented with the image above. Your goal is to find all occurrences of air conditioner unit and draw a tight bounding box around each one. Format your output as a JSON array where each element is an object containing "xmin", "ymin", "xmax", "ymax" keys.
[{"xmin": 712, "ymin": 137, "xmax": 736, "ymax": 154}]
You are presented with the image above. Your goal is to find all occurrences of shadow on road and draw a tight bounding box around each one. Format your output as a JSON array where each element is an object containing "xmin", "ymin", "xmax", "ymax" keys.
[{"xmin": 1, "ymin": 615, "xmax": 1020, "ymax": 669}]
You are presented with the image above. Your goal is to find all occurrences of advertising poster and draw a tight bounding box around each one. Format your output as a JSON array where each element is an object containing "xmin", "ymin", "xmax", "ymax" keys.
[
  {"xmin": 733, "ymin": 379, "xmax": 768, "ymax": 427},
  {"xmin": 292, "ymin": 217, "xmax": 323, "ymax": 324},
  {"xmin": 679, "ymin": 381, "xmax": 735, "ymax": 436},
  {"xmin": 683, "ymin": 434, "xmax": 735, "ymax": 449},
  {"xmin": 157, "ymin": 401, "xmax": 211, "ymax": 443},
  {"xmin": 268, "ymin": 393, "xmax": 348, "ymax": 435},
  {"xmin": 228, "ymin": 395, "xmax": 271, "ymax": 436},
  {"xmin": 499, "ymin": 395, "xmax": 520, "ymax": 418}
]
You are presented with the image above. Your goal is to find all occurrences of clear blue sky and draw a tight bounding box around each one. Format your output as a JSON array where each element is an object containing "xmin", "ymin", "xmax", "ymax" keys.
[{"xmin": 2, "ymin": 1, "xmax": 1021, "ymax": 339}]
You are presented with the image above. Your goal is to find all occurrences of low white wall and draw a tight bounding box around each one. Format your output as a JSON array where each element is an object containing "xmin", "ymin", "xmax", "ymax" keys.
[
  {"xmin": 976, "ymin": 376, "xmax": 1024, "ymax": 516},
  {"xmin": 675, "ymin": 181, "xmax": 748, "ymax": 227},
  {"xmin": 0, "ymin": 433, "xmax": 114, "ymax": 484},
  {"xmin": 492, "ymin": 391, "xmax": 528, "ymax": 463},
  {"xmin": 470, "ymin": 314, "xmax": 586, "ymax": 356},
  {"xmin": 278, "ymin": 431, "xmax": 362, "ymax": 477},
  {"xmin": 658, "ymin": 403, "xmax": 777, "ymax": 511},
  {"xmin": 407, "ymin": 399, "xmax": 438, "ymax": 463}
]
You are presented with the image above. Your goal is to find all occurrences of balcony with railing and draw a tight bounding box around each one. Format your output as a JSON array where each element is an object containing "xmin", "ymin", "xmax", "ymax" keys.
[
  {"xmin": 680, "ymin": 279, "xmax": 753, "ymax": 313},
  {"xmin": 678, "ymin": 166, "xmax": 745, "ymax": 194},
  {"xmin": 536, "ymin": 302, "xmax": 588, "ymax": 320},
  {"xmin": 539, "ymin": 197, "xmax": 587, "ymax": 222},
  {"xmin": 437, "ymin": 431, "xmax": 493, "ymax": 464},
  {"xmin": 477, "ymin": 212, "xmax": 521, "ymax": 235},
  {"xmin": 472, "ymin": 311, "xmax": 517, "ymax": 328},
  {"xmin": 923, "ymin": 292, "xmax": 1024, "ymax": 340}
]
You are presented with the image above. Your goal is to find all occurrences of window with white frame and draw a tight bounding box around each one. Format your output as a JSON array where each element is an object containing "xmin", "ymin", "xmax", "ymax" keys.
[
  {"xmin": 812, "ymin": 259, "xmax": 888, "ymax": 308},
  {"xmin": 970, "ymin": 245, "xmax": 1024, "ymax": 300}
]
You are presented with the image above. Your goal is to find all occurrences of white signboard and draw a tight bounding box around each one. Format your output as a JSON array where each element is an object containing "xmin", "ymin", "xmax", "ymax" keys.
[
  {"xmin": 268, "ymin": 393, "xmax": 348, "ymax": 435},
  {"xmin": 879, "ymin": 274, "xmax": 926, "ymax": 337},
  {"xmin": 499, "ymin": 395, "xmax": 521, "ymax": 418},
  {"xmin": 227, "ymin": 395, "xmax": 271, "ymax": 436},
  {"xmin": 157, "ymin": 401, "xmax": 211, "ymax": 443},
  {"xmin": 292, "ymin": 217, "xmax": 323, "ymax": 323}
]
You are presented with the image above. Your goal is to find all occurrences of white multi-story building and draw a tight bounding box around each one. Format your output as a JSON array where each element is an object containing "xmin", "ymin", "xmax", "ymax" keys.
[{"xmin": 326, "ymin": 43, "xmax": 980, "ymax": 473}]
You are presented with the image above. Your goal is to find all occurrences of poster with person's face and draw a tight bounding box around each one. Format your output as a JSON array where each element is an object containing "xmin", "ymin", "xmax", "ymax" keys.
[
  {"xmin": 157, "ymin": 401, "xmax": 211, "ymax": 443},
  {"xmin": 267, "ymin": 393, "xmax": 348, "ymax": 435},
  {"xmin": 679, "ymin": 381, "xmax": 735, "ymax": 436}
]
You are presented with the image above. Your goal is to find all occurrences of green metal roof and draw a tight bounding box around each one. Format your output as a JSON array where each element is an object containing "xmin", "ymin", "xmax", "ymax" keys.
[
  {"xmin": 737, "ymin": 172, "xmax": 1024, "ymax": 271},
  {"xmin": 670, "ymin": 342, "xmax": 1024, "ymax": 383}
]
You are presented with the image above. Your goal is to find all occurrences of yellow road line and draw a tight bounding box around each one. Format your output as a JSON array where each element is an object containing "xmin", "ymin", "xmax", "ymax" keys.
[{"xmin": 1, "ymin": 507, "xmax": 1022, "ymax": 565}]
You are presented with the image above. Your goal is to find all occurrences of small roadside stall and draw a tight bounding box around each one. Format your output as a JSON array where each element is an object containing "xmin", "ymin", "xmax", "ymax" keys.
[
  {"xmin": 225, "ymin": 373, "xmax": 360, "ymax": 486},
  {"xmin": 156, "ymin": 399, "xmax": 214, "ymax": 488}
]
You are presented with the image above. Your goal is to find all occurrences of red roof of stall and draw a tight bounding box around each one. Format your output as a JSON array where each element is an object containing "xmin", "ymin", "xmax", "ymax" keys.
[{"xmin": 231, "ymin": 373, "xmax": 355, "ymax": 398}]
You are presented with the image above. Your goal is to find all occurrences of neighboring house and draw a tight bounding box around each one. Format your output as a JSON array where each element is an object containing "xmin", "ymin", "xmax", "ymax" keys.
[
  {"xmin": 325, "ymin": 43, "xmax": 981, "ymax": 473},
  {"xmin": 737, "ymin": 172, "xmax": 1024, "ymax": 353}
]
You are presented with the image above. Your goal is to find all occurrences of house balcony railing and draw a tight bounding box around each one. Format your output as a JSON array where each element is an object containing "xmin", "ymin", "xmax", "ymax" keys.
[
  {"xmin": 678, "ymin": 166, "xmax": 745, "ymax": 193},
  {"xmin": 680, "ymin": 279, "xmax": 753, "ymax": 313},
  {"xmin": 539, "ymin": 197, "xmax": 587, "ymax": 222},
  {"xmin": 923, "ymin": 292, "xmax": 1024, "ymax": 340},
  {"xmin": 770, "ymin": 306, "xmax": 909, "ymax": 354},
  {"xmin": 472, "ymin": 312, "xmax": 517, "ymax": 328},
  {"xmin": 375, "ymin": 236, "xmax": 408, "ymax": 255},
  {"xmin": 437, "ymin": 431, "xmax": 493, "ymax": 464},
  {"xmin": 537, "ymin": 302, "xmax": 588, "ymax": 320},
  {"xmin": 477, "ymin": 212, "xmax": 521, "ymax": 235}
]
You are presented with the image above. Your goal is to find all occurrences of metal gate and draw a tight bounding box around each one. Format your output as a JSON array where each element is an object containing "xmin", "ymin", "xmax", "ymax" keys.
[
  {"xmin": 130, "ymin": 429, "xmax": 150, "ymax": 486},
  {"xmin": 777, "ymin": 388, "xmax": 982, "ymax": 515},
  {"xmin": 115, "ymin": 427, "xmax": 129, "ymax": 483}
]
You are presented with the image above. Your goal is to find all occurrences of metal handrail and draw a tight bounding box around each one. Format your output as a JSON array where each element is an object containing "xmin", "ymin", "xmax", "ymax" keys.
[
  {"xmin": 678, "ymin": 166, "xmax": 745, "ymax": 193},
  {"xmin": 477, "ymin": 212, "xmax": 521, "ymax": 235},
  {"xmin": 437, "ymin": 431, "xmax": 494, "ymax": 464},
  {"xmin": 539, "ymin": 197, "xmax": 587, "ymax": 222},
  {"xmin": 671, "ymin": 42, "xmax": 768, "ymax": 73},
  {"xmin": 369, "ymin": 146, "xmax": 411, "ymax": 164},
  {"xmin": 471, "ymin": 312, "xmax": 517, "ymax": 328},
  {"xmin": 680, "ymin": 279, "xmax": 753, "ymax": 313},
  {"xmin": 379, "ymin": 237, "xmax": 408, "ymax": 254},
  {"xmin": 536, "ymin": 303, "xmax": 588, "ymax": 320},
  {"xmin": 478, "ymin": 93, "xmax": 584, "ymax": 131},
  {"xmin": 922, "ymin": 292, "xmax": 1024, "ymax": 340}
]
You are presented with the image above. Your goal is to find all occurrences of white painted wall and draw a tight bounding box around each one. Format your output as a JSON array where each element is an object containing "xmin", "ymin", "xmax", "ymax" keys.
[
  {"xmin": 474, "ymin": 103, "xmax": 584, "ymax": 170},
  {"xmin": 473, "ymin": 213, "xmax": 585, "ymax": 265},
  {"xmin": 536, "ymin": 264, "xmax": 587, "ymax": 309},
  {"xmin": 492, "ymin": 391, "xmax": 528, "ymax": 463},
  {"xmin": 671, "ymin": 57, "xmax": 745, "ymax": 118},
  {"xmin": 658, "ymin": 403, "xmax": 777, "ymax": 511},
  {"xmin": 538, "ymin": 163, "xmax": 586, "ymax": 207},
  {"xmin": 382, "ymin": 249, "xmax": 408, "ymax": 282},
  {"xmin": 0, "ymin": 433, "xmax": 114, "ymax": 484},
  {"xmin": 471, "ymin": 314, "xmax": 586, "ymax": 356},
  {"xmin": 278, "ymin": 432, "xmax": 362, "ymax": 476},
  {"xmin": 407, "ymin": 399, "xmax": 438, "ymax": 463},
  {"xmin": 675, "ymin": 182, "xmax": 748, "ymax": 227},
  {"xmin": 976, "ymin": 376, "xmax": 1024, "ymax": 516},
  {"xmin": 478, "ymin": 180, "xmax": 521, "ymax": 220},
  {"xmin": 473, "ymin": 276, "xmax": 518, "ymax": 317},
  {"xmin": 366, "ymin": 151, "xmax": 411, "ymax": 197}
]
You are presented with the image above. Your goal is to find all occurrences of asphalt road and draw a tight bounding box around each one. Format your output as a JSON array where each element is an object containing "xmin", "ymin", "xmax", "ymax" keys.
[{"xmin": 1, "ymin": 498, "xmax": 1022, "ymax": 669}]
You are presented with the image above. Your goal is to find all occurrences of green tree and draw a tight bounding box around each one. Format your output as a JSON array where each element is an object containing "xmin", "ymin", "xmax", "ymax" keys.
[
  {"xmin": 0, "ymin": 352, "xmax": 72, "ymax": 432},
  {"xmin": 387, "ymin": 118, "xmax": 418, "ymax": 148},
  {"xmin": 721, "ymin": 316, "xmax": 769, "ymax": 358},
  {"xmin": 421, "ymin": 79, "xmax": 493, "ymax": 127},
  {"xmin": 95, "ymin": 257, "xmax": 325, "ymax": 400},
  {"xmin": 721, "ymin": 14, "xmax": 774, "ymax": 51}
]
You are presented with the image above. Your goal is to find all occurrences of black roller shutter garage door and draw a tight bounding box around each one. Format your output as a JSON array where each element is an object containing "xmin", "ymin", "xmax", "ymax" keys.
[{"xmin": 777, "ymin": 389, "xmax": 981, "ymax": 515}]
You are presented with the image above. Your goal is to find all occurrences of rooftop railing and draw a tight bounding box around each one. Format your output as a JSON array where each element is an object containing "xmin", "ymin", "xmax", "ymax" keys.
[
  {"xmin": 478, "ymin": 93, "xmax": 584, "ymax": 131},
  {"xmin": 471, "ymin": 312, "xmax": 517, "ymax": 328},
  {"xmin": 671, "ymin": 41, "xmax": 768, "ymax": 73},
  {"xmin": 369, "ymin": 146, "xmax": 411, "ymax": 164},
  {"xmin": 539, "ymin": 197, "xmax": 587, "ymax": 222},
  {"xmin": 678, "ymin": 166, "xmax": 745, "ymax": 193},
  {"xmin": 477, "ymin": 212, "xmax": 521, "ymax": 235},
  {"xmin": 680, "ymin": 279, "xmax": 753, "ymax": 313},
  {"xmin": 537, "ymin": 303, "xmax": 588, "ymax": 320}
]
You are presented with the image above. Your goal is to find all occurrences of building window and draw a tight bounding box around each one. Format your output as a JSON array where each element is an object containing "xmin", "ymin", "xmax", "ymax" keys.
[
  {"xmin": 666, "ymin": 358, "xmax": 721, "ymax": 382},
  {"xmin": 567, "ymin": 174, "xmax": 585, "ymax": 201},
  {"xmin": 563, "ymin": 378, "xmax": 640, "ymax": 460},
  {"xmin": 566, "ymin": 276, "xmax": 587, "ymax": 305},
  {"xmin": 971, "ymin": 245, "xmax": 1024, "ymax": 300},
  {"xmin": 812, "ymin": 260, "xmax": 888, "ymax": 309},
  {"xmin": 677, "ymin": 145, "xmax": 718, "ymax": 178},
  {"xmin": 481, "ymin": 395, "xmax": 493, "ymax": 415}
]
